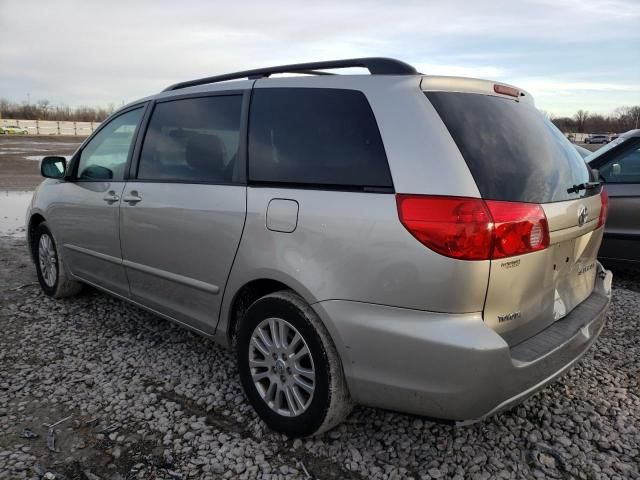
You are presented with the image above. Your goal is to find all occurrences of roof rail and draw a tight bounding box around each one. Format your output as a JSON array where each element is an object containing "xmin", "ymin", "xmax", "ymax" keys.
[{"xmin": 162, "ymin": 57, "xmax": 418, "ymax": 92}]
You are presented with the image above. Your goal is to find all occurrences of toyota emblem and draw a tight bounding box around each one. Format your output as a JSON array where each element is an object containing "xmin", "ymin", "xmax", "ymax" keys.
[{"xmin": 578, "ymin": 205, "xmax": 588, "ymax": 226}]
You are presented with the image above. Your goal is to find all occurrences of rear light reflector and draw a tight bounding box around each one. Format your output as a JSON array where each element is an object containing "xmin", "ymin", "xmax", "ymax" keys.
[
  {"xmin": 597, "ymin": 189, "xmax": 608, "ymax": 228},
  {"xmin": 396, "ymin": 195, "xmax": 550, "ymax": 261}
]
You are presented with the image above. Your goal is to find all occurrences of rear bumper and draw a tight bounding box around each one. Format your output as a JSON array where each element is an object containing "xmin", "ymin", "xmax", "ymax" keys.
[{"xmin": 312, "ymin": 263, "xmax": 612, "ymax": 422}]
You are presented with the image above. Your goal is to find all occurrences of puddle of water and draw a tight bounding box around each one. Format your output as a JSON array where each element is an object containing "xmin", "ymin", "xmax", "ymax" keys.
[
  {"xmin": 24, "ymin": 155, "xmax": 73, "ymax": 162},
  {"xmin": 0, "ymin": 141, "xmax": 81, "ymax": 147},
  {"xmin": 0, "ymin": 190, "xmax": 33, "ymax": 237},
  {"xmin": 0, "ymin": 148, "xmax": 58, "ymax": 155}
]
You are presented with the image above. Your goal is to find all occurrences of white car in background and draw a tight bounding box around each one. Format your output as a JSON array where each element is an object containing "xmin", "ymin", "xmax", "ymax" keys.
[{"xmin": 584, "ymin": 133, "xmax": 609, "ymax": 144}]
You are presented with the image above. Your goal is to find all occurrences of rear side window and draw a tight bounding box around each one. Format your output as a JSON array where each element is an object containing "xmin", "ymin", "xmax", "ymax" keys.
[
  {"xmin": 426, "ymin": 92, "xmax": 593, "ymax": 203},
  {"xmin": 249, "ymin": 88, "xmax": 392, "ymax": 190},
  {"xmin": 138, "ymin": 95, "xmax": 242, "ymax": 183}
]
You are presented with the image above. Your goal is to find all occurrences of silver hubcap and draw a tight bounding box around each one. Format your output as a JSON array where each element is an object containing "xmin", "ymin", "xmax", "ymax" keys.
[
  {"xmin": 38, "ymin": 234, "xmax": 57, "ymax": 288},
  {"xmin": 249, "ymin": 318, "xmax": 315, "ymax": 417}
]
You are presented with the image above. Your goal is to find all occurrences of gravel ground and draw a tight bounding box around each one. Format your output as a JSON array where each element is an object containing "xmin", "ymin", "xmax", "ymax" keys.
[{"xmin": 0, "ymin": 235, "xmax": 638, "ymax": 480}]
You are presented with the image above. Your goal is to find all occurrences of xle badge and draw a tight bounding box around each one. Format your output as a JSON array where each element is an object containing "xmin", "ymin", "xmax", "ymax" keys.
[
  {"xmin": 498, "ymin": 311, "xmax": 521, "ymax": 323},
  {"xmin": 577, "ymin": 263, "xmax": 595, "ymax": 275}
]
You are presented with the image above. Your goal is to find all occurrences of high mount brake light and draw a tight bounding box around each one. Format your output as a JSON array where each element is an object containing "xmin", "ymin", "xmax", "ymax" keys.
[
  {"xmin": 396, "ymin": 195, "xmax": 550, "ymax": 261},
  {"xmin": 493, "ymin": 84, "xmax": 520, "ymax": 98},
  {"xmin": 597, "ymin": 189, "xmax": 609, "ymax": 229}
]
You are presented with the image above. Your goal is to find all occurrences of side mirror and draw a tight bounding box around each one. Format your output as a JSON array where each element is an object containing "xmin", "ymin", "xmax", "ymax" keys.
[{"xmin": 41, "ymin": 156, "xmax": 66, "ymax": 179}]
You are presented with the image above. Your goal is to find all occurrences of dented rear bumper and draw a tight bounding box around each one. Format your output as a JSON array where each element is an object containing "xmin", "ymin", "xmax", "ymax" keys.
[{"xmin": 312, "ymin": 263, "xmax": 612, "ymax": 422}]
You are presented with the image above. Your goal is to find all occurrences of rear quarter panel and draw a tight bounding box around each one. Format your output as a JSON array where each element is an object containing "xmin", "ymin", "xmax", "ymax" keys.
[{"xmin": 216, "ymin": 188, "xmax": 490, "ymax": 340}]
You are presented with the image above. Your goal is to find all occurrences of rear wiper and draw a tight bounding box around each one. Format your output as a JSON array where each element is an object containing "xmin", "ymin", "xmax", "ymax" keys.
[{"xmin": 567, "ymin": 181, "xmax": 600, "ymax": 194}]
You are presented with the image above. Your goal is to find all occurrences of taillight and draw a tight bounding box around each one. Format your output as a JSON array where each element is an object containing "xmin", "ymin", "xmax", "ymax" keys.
[
  {"xmin": 396, "ymin": 195, "xmax": 550, "ymax": 261},
  {"xmin": 597, "ymin": 189, "xmax": 608, "ymax": 228},
  {"xmin": 395, "ymin": 195, "xmax": 493, "ymax": 260}
]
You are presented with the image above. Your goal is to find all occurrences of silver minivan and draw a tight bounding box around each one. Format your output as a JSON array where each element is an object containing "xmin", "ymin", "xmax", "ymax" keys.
[{"xmin": 28, "ymin": 58, "xmax": 612, "ymax": 437}]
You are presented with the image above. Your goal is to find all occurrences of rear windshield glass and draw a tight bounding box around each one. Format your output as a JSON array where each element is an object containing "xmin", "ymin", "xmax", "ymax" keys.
[{"xmin": 426, "ymin": 92, "xmax": 594, "ymax": 203}]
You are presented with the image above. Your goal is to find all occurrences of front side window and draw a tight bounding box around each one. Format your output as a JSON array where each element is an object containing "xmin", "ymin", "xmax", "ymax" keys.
[
  {"xmin": 137, "ymin": 95, "xmax": 243, "ymax": 183},
  {"xmin": 77, "ymin": 108, "xmax": 143, "ymax": 181},
  {"xmin": 600, "ymin": 145, "xmax": 640, "ymax": 183},
  {"xmin": 248, "ymin": 88, "xmax": 392, "ymax": 189}
]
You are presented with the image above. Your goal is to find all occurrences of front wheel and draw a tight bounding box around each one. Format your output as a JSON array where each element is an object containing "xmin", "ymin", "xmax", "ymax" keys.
[
  {"xmin": 236, "ymin": 291, "xmax": 352, "ymax": 437},
  {"xmin": 32, "ymin": 222, "xmax": 83, "ymax": 298}
]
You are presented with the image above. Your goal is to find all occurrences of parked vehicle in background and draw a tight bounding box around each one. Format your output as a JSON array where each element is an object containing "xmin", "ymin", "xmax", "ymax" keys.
[
  {"xmin": 574, "ymin": 144, "xmax": 593, "ymax": 158},
  {"xmin": 587, "ymin": 129, "xmax": 640, "ymax": 266},
  {"xmin": 585, "ymin": 133, "xmax": 609, "ymax": 144},
  {"xmin": 0, "ymin": 125, "xmax": 28, "ymax": 134},
  {"xmin": 26, "ymin": 58, "xmax": 612, "ymax": 437}
]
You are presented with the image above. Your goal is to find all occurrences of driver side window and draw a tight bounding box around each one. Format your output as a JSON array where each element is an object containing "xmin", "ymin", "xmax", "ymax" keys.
[
  {"xmin": 77, "ymin": 107, "xmax": 144, "ymax": 181},
  {"xmin": 600, "ymin": 146, "xmax": 640, "ymax": 184}
]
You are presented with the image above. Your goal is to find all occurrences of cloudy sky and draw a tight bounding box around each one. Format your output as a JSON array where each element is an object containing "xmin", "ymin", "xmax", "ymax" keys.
[{"xmin": 1, "ymin": 0, "xmax": 638, "ymax": 117}]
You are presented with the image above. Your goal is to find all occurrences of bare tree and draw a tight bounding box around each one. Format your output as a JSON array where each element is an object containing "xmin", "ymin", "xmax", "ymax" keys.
[
  {"xmin": 614, "ymin": 106, "xmax": 640, "ymax": 131},
  {"xmin": 37, "ymin": 99, "xmax": 50, "ymax": 120},
  {"xmin": 0, "ymin": 97, "xmax": 115, "ymax": 122},
  {"xmin": 574, "ymin": 109, "xmax": 589, "ymax": 133}
]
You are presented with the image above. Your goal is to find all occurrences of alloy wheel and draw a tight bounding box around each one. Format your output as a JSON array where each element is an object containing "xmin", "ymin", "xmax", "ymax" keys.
[
  {"xmin": 248, "ymin": 318, "xmax": 316, "ymax": 417},
  {"xmin": 38, "ymin": 234, "xmax": 57, "ymax": 288}
]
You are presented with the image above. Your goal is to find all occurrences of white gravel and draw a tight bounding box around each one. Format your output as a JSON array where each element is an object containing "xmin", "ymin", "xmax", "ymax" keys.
[{"xmin": 0, "ymin": 236, "xmax": 638, "ymax": 480}]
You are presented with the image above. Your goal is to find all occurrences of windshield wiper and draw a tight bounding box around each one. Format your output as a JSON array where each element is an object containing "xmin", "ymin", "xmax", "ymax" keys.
[{"xmin": 567, "ymin": 181, "xmax": 601, "ymax": 194}]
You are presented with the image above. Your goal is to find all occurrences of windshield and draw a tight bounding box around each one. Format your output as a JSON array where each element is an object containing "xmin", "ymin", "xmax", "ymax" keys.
[
  {"xmin": 426, "ymin": 92, "xmax": 595, "ymax": 203},
  {"xmin": 585, "ymin": 135, "xmax": 629, "ymax": 162}
]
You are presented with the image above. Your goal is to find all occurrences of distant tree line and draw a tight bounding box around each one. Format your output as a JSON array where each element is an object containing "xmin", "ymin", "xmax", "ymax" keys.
[
  {"xmin": 1, "ymin": 97, "xmax": 639, "ymax": 133},
  {"xmin": 0, "ymin": 98, "xmax": 116, "ymax": 122},
  {"xmin": 549, "ymin": 105, "xmax": 640, "ymax": 134}
]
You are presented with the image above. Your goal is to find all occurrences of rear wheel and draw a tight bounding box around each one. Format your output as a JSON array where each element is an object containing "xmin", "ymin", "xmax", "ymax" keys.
[
  {"xmin": 236, "ymin": 290, "xmax": 352, "ymax": 437},
  {"xmin": 33, "ymin": 222, "xmax": 83, "ymax": 298}
]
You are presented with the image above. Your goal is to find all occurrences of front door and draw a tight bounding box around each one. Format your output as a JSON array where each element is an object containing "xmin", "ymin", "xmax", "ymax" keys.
[
  {"xmin": 52, "ymin": 106, "xmax": 145, "ymax": 296},
  {"xmin": 119, "ymin": 92, "xmax": 248, "ymax": 334},
  {"xmin": 596, "ymin": 139, "xmax": 640, "ymax": 263}
]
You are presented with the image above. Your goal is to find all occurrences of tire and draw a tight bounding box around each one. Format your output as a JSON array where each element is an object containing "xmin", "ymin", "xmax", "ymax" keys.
[
  {"xmin": 236, "ymin": 290, "xmax": 352, "ymax": 437},
  {"xmin": 32, "ymin": 222, "xmax": 83, "ymax": 298}
]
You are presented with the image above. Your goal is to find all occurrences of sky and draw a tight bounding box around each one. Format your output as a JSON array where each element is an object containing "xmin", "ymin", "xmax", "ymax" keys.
[{"xmin": 0, "ymin": 0, "xmax": 638, "ymax": 117}]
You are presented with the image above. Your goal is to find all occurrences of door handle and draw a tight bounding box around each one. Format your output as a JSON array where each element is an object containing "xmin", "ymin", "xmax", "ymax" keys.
[
  {"xmin": 123, "ymin": 191, "xmax": 142, "ymax": 204},
  {"xmin": 103, "ymin": 191, "xmax": 120, "ymax": 203}
]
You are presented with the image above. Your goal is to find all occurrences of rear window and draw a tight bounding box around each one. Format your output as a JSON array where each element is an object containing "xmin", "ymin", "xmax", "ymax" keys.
[
  {"xmin": 426, "ymin": 92, "xmax": 594, "ymax": 203},
  {"xmin": 249, "ymin": 88, "xmax": 392, "ymax": 190}
]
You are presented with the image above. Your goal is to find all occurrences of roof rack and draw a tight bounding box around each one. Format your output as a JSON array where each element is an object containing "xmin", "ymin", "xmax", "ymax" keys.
[{"xmin": 162, "ymin": 57, "xmax": 418, "ymax": 92}]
